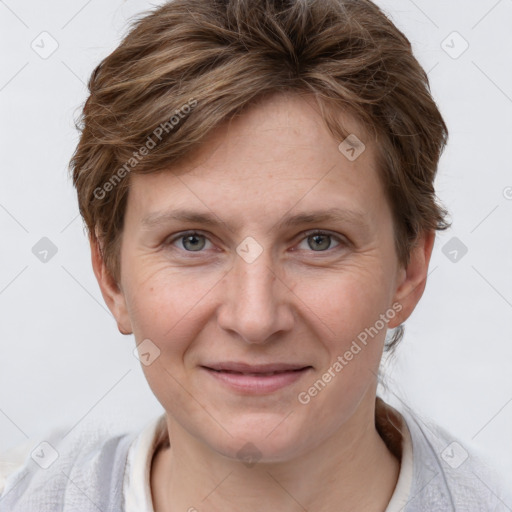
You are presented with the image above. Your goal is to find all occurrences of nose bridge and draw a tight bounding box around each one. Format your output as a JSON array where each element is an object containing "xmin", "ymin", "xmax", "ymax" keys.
[{"xmin": 218, "ymin": 248, "xmax": 292, "ymax": 344}]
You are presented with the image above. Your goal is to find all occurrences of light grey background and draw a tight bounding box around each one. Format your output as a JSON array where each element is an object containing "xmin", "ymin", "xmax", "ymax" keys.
[{"xmin": 1, "ymin": 0, "xmax": 511, "ymax": 487}]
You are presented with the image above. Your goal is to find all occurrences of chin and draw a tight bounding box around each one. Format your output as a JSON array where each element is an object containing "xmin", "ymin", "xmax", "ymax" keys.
[{"xmin": 206, "ymin": 417, "xmax": 314, "ymax": 465}]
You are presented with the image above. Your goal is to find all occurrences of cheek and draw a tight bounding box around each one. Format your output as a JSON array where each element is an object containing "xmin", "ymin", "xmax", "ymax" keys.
[
  {"xmin": 123, "ymin": 259, "xmax": 220, "ymax": 341},
  {"xmin": 291, "ymin": 262, "xmax": 392, "ymax": 346},
  {"xmin": 122, "ymin": 273, "xmax": 214, "ymax": 418},
  {"xmin": 290, "ymin": 266, "xmax": 393, "ymax": 419},
  {"xmin": 124, "ymin": 267, "xmax": 217, "ymax": 421}
]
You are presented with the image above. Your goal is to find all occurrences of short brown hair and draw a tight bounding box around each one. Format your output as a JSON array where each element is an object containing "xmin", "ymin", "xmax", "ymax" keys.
[{"xmin": 70, "ymin": 0, "xmax": 450, "ymax": 350}]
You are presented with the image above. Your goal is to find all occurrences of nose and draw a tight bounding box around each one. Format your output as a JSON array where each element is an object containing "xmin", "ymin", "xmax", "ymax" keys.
[{"xmin": 216, "ymin": 249, "xmax": 295, "ymax": 345}]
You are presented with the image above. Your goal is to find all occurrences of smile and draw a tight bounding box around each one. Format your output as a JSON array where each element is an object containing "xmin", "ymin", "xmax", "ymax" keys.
[{"xmin": 201, "ymin": 363, "xmax": 313, "ymax": 394}]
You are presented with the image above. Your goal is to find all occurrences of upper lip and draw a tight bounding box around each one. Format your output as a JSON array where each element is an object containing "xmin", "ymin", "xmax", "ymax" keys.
[{"xmin": 202, "ymin": 362, "xmax": 311, "ymax": 373}]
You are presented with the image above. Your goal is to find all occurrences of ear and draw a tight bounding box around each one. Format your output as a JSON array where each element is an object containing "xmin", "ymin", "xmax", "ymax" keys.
[
  {"xmin": 387, "ymin": 230, "xmax": 435, "ymax": 328},
  {"xmin": 90, "ymin": 235, "xmax": 133, "ymax": 335}
]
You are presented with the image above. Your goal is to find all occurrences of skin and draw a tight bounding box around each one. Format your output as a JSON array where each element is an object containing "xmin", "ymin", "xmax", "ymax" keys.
[{"xmin": 92, "ymin": 93, "xmax": 434, "ymax": 511}]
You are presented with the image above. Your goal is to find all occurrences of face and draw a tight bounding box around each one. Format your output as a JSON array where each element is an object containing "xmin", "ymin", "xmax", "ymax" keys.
[{"xmin": 94, "ymin": 93, "xmax": 432, "ymax": 462}]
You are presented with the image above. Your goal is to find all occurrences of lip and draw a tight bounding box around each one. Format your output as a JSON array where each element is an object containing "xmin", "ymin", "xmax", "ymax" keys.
[{"xmin": 201, "ymin": 362, "xmax": 312, "ymax": 394}]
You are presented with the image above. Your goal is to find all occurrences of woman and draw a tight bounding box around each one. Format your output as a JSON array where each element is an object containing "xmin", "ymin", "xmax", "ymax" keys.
[{"xmin": 1, "ymin": 0, "xmax": 509, "ymax": 510}]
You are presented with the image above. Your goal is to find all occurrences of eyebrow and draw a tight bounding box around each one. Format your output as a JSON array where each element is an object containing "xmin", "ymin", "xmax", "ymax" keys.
[{"xmin": 141, "ymin": 207, "xmax": 369, "ymax": 232}]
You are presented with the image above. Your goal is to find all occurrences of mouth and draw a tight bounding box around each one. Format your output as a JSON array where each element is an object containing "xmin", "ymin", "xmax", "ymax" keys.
[{"xmin": 200, "ymin": 362, "xmax": 313, "ymax": 394}]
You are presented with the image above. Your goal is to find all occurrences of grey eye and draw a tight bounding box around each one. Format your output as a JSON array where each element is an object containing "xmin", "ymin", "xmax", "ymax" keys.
[
  {"xmin": 307, "ymin": 234, "xmax": 332, "ymax": 251},
  {"xmin": 181, "ymin": 234, "xmax": 206, "ymax": 251}
]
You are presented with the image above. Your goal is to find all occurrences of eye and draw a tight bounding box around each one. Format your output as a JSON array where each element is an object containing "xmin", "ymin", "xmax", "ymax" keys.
[
  {"xmin": 169, "ymin": 231, "xmax": 213, "ymax": 252},
  {"xmin": 297, "ymin": 231, "xmax": 344, "ymax": 252}
]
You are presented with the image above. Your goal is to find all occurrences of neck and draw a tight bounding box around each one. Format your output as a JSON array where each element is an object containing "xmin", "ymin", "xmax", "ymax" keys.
[{"xmin": 151, "ymin": 397, "xmax": 400, "ymax": 512}]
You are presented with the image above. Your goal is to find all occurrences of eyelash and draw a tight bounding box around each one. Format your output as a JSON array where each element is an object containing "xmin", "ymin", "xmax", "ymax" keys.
[{"xmin": 167, "ymin": 230, "xmax": 347, "ymax": 254}]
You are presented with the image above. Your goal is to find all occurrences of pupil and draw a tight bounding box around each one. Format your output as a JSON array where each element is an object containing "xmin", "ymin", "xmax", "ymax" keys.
[{"xmin": 309, "ymin": 234, "xmax": 330, "ymax": 251}]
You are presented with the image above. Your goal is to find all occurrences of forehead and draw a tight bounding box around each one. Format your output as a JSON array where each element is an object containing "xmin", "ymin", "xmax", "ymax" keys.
[
  {"xmin": 175, "ymin": 93, "xmax": 373, "ymax": 177},
  {"xmin": 126, "ymin": 93, "xmax": 388, "ymax": 228}
]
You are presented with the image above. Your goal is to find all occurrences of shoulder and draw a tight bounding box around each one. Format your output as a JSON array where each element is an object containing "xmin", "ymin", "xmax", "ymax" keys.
[
  {"xmin": 0, "ymin": 437, "xmax": 36, "ymax": 496},
  {"xmin": 0, "ymin": 419, "xmax": 138, "ymax": 512},
  {"xmin": 398, "ymin": 404, "xmax": 511, "ymax": 511}
]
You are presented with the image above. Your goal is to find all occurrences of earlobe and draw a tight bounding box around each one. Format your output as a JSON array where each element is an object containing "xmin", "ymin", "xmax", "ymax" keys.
[
  {"xmin": 387, "ymin": 230, "xmax": 435, "ymax": 328},
  {"xmin": 90, "ymin": 235, "xmax": 133, "ymax": 335}
]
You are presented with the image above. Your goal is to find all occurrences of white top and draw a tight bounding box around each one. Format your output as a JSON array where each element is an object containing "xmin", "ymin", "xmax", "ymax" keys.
[
  {"xmin": 121, "ymin": 402, "xmax": 414, "ymax": 511},
  {"xmin": 382, "ymin": 408, "xmax": 414, "ymax": 511}
]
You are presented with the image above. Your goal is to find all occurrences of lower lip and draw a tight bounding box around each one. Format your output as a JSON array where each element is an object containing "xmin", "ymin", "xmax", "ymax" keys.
[{"xmin": 202, "ymin": 367, "xmax": 311, "ymax": 394}]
